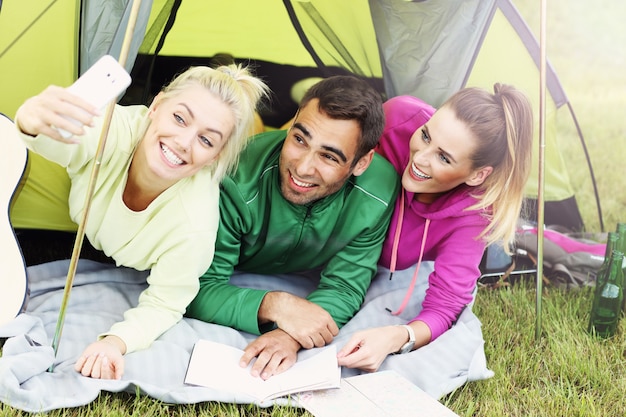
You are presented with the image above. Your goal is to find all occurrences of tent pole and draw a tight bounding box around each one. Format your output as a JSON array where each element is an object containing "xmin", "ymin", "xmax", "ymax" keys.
[
  {"xmin": 49, "ymin": 0, "xmax": 143, "ymax": 371},
  {"xmin": 535, "ymin": 0, "xmax": 547, "ymax": 340}
]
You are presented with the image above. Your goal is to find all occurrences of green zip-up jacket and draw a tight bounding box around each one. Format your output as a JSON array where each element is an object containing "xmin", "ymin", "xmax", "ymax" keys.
[{"xmin": 186, "ymin": 130, "xmax": 399, "ymax": 334}]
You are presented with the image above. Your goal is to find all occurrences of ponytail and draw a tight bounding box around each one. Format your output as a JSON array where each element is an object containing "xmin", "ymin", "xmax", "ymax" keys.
[{"xmin": 444, "ymin": 84, "xmax": 533, "ymax": 253}]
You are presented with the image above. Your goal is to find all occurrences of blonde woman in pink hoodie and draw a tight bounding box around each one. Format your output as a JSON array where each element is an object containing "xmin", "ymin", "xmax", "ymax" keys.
[{"xmin": 337, "ymin": 85, "xmax": 533, "ymax": 380}]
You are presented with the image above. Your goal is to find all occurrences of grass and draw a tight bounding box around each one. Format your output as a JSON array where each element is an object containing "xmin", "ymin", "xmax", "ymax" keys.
[
  {"xmin": 2, "ymin": 0, "xmax": 624, "ymax": 416},
  {"xmin": 444, "ymin": 282, "xmax": 626, "ymax": 417}
]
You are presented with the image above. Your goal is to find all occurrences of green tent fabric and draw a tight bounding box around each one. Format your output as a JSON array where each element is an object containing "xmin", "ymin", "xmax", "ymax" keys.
[
  {"xmin": 465, "ymin": 3, "xmax": 573, "ymax": 201},
  {"xmin": 1, "ymin": 0, "xmax": 592, "ymax": 235},
  {"xmin": 0, "ymin": 0, "xmax": 79, "ymax": 119},
  {"xmin": 0, "ymin": 0, "xmax": 79, "ymax": 232}
]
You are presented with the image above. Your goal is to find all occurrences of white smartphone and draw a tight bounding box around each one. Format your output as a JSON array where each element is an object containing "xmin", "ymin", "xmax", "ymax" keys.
[{"xmin": 58, "ymin": 54, "xmax": 132, "ymax": 138}]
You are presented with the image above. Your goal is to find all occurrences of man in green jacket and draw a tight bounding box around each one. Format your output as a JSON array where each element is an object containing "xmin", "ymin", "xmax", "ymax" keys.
[{"xmin": 186, "ymin": 75, "xmax": 399, "ymax": 379}]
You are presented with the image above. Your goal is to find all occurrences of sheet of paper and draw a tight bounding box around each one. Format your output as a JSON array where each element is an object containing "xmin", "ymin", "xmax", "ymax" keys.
[
  {"xmin": 184, "ymin": 340, "xmax": 340, "ymax": 402},
  {"xmin": 297, "ymin": 370, "xmax": 460, "ymax": 417}
]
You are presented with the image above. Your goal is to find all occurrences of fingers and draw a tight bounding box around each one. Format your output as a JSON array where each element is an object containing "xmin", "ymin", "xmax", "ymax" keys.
[
  {"xmin": 241, "ymin": 341, "xmax": 274, "ymax": 378},
  {"xmin": 239, "ymin": 343, "xmax": 262, "ymax": 369},
  {"xmin": 15, "ymin": 85, "xmax": 99, "ymax": 142},
  {"xmin": 74, "ymin": 353, "xmax": 122, "ymax": 380},
  {"xmin": 337, "ymin": 337, "xmax": 362, "ymax": 358},
  {"xmin": 336, "ymin": 346, "xmax": 378, "ymax": 372},
  {"xmin": 295, "ymin": 334, "xmax": 314, "ymax": 350},
  {"xmin": 273, "ymin": 354, "xmax": 297, "ymax": 375},
  {"xmin": 74, "ymin": 338, "xmax": 125, "ymax": 380},
  {"xmin": 249, "ymin": 347, "xmax": 297, "ymax": 380},
  {"xmin": 75, "ymin": 353, "xmax": 103, "ymax": 378},
  {"xmin": 329, "ymin": 320, "xmax": 339, "ymax": 337},
  {"xmin": 74, "ymin": 354, "xmax": 88, "ymax": 373},
  {"xmin": 113, "ymin": 357, "xmax": 125, "ymax": 380},
  {"xmin": 271, "ymin": 295, "xmax": 339, "ymax": 347},
  {"xmin": 289, "ymin": 321, "xmax": 338, "ymax": 349},
  {"xmin": 240, "ymin": 331, "xmax": 300, "ymax": 380}
]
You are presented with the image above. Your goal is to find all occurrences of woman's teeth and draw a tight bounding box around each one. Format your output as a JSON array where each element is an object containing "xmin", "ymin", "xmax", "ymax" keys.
[{"xmin": 161, "ymin": 144, "xmax": 184, "ymax": 165}]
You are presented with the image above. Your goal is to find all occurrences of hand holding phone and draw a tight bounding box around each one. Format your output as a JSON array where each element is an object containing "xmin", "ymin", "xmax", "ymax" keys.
[{"xmin": 57, "ymin": 55, "xmax": 132, "ymax": 139}]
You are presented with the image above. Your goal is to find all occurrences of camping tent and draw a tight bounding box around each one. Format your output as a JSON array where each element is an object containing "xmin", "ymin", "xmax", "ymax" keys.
[{"xmin": 0, "ymin": 0, "xmax": 598, "ymax": 239}]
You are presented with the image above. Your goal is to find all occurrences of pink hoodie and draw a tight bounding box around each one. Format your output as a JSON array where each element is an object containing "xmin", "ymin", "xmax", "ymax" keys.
[{"xmin": 376, "ymin": 95, "xmax": 490, "ymax": 341}]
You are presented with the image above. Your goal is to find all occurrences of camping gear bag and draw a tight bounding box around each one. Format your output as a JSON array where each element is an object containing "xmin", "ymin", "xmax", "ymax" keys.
[{"xmin": 479, "ymin": 224, "xmax": 607, "ymax": 290}]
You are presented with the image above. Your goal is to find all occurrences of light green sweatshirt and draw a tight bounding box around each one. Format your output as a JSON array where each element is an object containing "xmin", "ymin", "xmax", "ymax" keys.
[{"xmin": 17, "ymin": 105, "xmax": 219, "ymax": 353}]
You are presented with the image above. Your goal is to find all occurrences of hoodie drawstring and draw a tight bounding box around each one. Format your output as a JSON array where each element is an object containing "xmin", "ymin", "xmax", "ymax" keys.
[
  {"xmin": 388, "ymin": 189, "xmax": 431, "ymax": 316},
  {"xmin": 388, "ymin": 190, "xmax": 405, "ymax": 281}
]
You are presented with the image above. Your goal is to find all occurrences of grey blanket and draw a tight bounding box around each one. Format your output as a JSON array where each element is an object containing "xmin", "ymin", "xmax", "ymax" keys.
[{"xmin": 0, "ymin": 259, "xmax": 493, "ymax": 412}]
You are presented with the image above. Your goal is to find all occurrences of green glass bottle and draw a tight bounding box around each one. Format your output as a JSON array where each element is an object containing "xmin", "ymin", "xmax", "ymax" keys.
[
  {"xmin": 615, "ymin": 223, "xmax": 626, "ymax": 312},
  {"xmin": 616, "ymin": 223, "xmax": 626, "ymax": 256},
  {"xmin": 594, "ymin": 232, "xmax": 618, "ymax": 297},
  {"xmin": 588, "ymin": 250, "xmax": 624, "ymax": 338}
]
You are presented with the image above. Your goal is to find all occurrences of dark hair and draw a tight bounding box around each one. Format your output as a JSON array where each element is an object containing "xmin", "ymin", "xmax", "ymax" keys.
[{"xmin": 300, "ymin": 76, "xmax": 385, "ymax": 164}]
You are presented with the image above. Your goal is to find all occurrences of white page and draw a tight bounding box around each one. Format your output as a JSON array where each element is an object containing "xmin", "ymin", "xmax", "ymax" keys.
[
  {"xmin": 297, "ymin": 371, "xmax": 460, "ymax": 417},
  {"xmin": 185, "ymin": 340, "xmax": 340, "ymax": 401}
]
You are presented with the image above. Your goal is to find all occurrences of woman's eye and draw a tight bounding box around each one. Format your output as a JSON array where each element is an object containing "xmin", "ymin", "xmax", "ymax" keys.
[
  {"xmin": 200, "ymin": 136, "xmax": 213, "ymax": 147},
  {"xmin": 439, "ymin": 153, "xmax": 450, "ymax": 164},
  {"xmin": 421, "ymin": 129, "xmax": 430, "ymax": 144},
  {"xmin": 174, "ymin": 114, "xmax": 184, "ymax": 124}
]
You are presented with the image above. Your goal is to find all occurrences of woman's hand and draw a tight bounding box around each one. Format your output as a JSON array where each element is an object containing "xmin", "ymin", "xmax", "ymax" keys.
[
  {"xmin": 336, "ymin": 325, "xmax": 409, "ymax": 372},
  {"xmin": 15, "ymin": 85, "xmax": 99, "ymax": 144},
  {"xmin": 74, "ymin": 335, "xmax": 126, "ymax": 380}
]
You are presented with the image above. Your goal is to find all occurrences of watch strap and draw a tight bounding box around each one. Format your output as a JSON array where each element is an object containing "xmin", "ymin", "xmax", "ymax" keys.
[{"xmin": 396, "ymin": 324, "xmax": 415, "ymax": 354}]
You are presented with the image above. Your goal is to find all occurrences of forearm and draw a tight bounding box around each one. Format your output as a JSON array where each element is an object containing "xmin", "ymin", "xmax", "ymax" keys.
[
  {"xmin": 406, "ymin": 321, "xmax": 431, "ymax": 351},
  {"xmin": 380, "ymin": 321, "xmax": 433, "ymax": 356},
  {"xmin": 415, "ymin": 227, "xmax": 485, "ymax": 340},
  {"xmin": 15, "ymin": 112, "xmax": 102, "ymax": 168},
  {"xmin": 258, "ymin": 291, "xmax": 287, "ymax": 324},
  {"xmin": 104, "ymin": 290, "xmax": 189, "ymax": 353},
  {"xmin": 103, "ymin": 309, "xmax": 178, "ymax": 353},
  {"xmin": 98, "ymin": 335, "xmax": 127, "ymax": 355},
  {"xmin": 308, "ymin": 191, "xmax": 397, "ymax": 326},
  {"xmin": 103, "ymin": 264, "xmax": 201, "ymax": 353}
]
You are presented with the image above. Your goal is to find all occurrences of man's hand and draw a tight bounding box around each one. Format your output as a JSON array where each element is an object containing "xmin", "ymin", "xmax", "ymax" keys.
[
  {"xmin": 259, "ymin": 292, "xmax": 339, "ymax": 348},
  {"xmin": 239, "ymin": 329, "xmax": 301, "ymax": 380},
  {"xmin": 74, "ymin": 335, "xmax": 126, "ymax": 380}
]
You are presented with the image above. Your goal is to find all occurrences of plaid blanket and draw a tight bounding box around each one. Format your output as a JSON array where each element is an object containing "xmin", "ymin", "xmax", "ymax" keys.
[{"xmin": 0, "ymin": 259, "xmax": 492, "ymax": 412}]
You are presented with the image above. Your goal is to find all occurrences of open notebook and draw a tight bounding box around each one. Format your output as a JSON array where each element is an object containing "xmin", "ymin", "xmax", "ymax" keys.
[{"xmin": 184, "ymin": 339, "xmax": 340, "ymax": 403}]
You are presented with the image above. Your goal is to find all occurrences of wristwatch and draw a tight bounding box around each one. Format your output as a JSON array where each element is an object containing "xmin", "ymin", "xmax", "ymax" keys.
[{"xmin": 395, "ymin": 324, "xmax": 415, "ymax": 354}]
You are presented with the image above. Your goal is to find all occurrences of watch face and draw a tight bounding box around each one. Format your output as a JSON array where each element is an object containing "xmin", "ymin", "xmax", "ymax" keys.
[{"xmin": 400, "ymin": 341, "xmax": 415, "ymax": 354}]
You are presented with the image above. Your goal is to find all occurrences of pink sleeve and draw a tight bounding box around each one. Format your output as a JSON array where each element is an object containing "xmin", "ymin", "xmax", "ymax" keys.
[{"xmin": 411, "ymin": 218, "xmax": 487, "ymax": 341}]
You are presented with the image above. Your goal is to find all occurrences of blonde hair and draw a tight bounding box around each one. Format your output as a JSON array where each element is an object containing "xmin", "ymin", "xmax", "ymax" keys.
[
  {"xmin": 443, "ymin": 83, "xmax": 533, "ymax": 253},
  {"xmin": 157, "ymin": 64, "xmax": 269, "ymax": 181}
]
